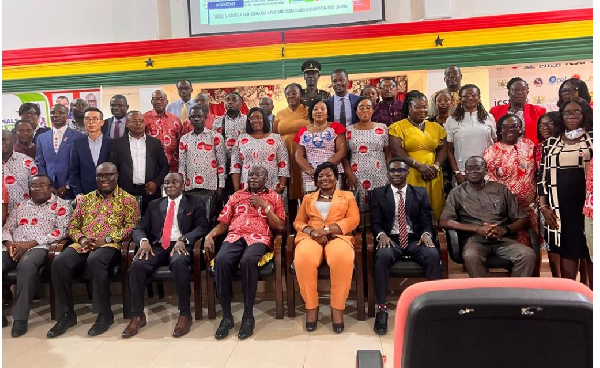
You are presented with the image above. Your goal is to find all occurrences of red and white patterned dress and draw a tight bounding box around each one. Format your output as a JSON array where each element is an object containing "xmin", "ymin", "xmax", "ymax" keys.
[
  {"xmin": 230, "ymin": 133, "xmax": 290, "ymax": 191},
  {"xmin": 583, "ymin": 158, "xmax": 593, "ymax": 219},
  {"xmin": 217, "ymin": 189, "xmax": 285, "ymax": 250},
  {"xmin": 3, "ymin": 152, "xmax": 38, "ymax": 212},
  {"xmin": 179, "ymin": 130, "xmax": 227, "ymax": 191},
  {"xmin": 346, "ymin": 123, "xmax": 389, "ymax": 210},
  {"xmin": 294, "ymin": 122, "xmax": 346, "ymax": 193},
  {"xmin": 144, "ymin": 110, "xmax": 193, "ymax": 172},
  {"xmin": 483, "ymin": 138, "xmax": 539, "ymax": 246}
]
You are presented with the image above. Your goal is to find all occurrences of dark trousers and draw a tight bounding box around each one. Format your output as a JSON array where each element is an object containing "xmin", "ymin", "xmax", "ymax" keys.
[
  {"xmin": 2, "ymin": 249, "xmax": 48, "ymax": 321},
  {"xmin": 214, "ymin": 238, "xmax": 268, "ymax": 319},
  {"xmin": 374, "ymin": 234, "xmax": 442, "ymax": 304},
  {"xmin": 51, "ymin": 247, "xmax": 120, "ymax": 316},
  {"xmin": 463, "ymin": 236, "xmax": 536, "ymax": 278},
  {"xmin": 129, "ymin": 243, "xmax": 193, "ymax": 316},
  {"xmin": 130, "ymin": 185, "xmax": 160, "ymax": 216}
]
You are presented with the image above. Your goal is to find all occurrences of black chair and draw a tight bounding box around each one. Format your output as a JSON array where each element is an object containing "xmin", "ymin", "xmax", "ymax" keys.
[
  {"xmin": 124, "ymin": 195, "xmax": 214, "ymax": 320},
  {"xmin": 444, "ymin": 228, "xmax": 540, "ymax": 276}
]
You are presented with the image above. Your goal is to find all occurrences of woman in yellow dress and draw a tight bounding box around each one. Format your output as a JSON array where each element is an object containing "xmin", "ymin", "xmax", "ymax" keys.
[
  {"xmin": 273, "ymin": 83, "xmax": 310, "ymax": 218},
  {"xmin": 389, "ymin": 90, "xmax": 447, "ymax": 219}
]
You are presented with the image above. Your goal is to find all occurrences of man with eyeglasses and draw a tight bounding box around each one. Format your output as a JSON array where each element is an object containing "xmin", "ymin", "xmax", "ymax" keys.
[
  {"xmin": 439, "ymin": 156, "xmax": 536, "ymax": 278},
  {"xmin": 167, "ymin": 80, "xmax": 196, "ymax": 123},
  {"xmin": 48, "ymin": 162, "xmax": 140, "ymax": 338},
  {"xmin": 490, "ymin": 77, "xmax": 546, "ymax": 144},
  {"xmin": 144, "ymin": 90, "xmax": 192, "ymax": 172},
  {"xmin": 35, "ymin": 104, "xmax": 86, "ymax": 200},
  {"xmin": 429, "ymin": 65, "xmax": 462, "ymax": 115},
  {"xmin": 68, "ymin": 107, "xmax": 112, "ymax": 196},
  {"xmin": 2, "ymin": 175, "xmax": 71, "ymax": 337},
  {"xmin": 372, "ymin": 77, "xmax": 404, "ymax": 126},
  {"xmin": 109, "ymin": 111, "xmax": 169, "ymax": 215},
  {"xmin": 369, "ymin": 158, "xmax": 442, "ymax": 335}
]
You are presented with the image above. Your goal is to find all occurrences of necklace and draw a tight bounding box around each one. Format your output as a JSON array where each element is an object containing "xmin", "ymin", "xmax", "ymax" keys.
[
  {"xmin": 319, "ymin": 193, "xmax": 333, "ymax": 199},
  {"xmin": 408, "ymin": 117, "xmax": 425, "ymax": 130}
]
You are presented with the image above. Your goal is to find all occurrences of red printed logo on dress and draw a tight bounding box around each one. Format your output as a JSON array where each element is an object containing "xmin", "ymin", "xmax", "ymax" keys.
[
  {"xmin": 31, "ymin": 218, "xmax": 38, "ymax": 225},
  {"xmin": 244, "ymin": 165, "xmax": 251, "ymax": 170},
  {"xmin": 217, "ymin": 167, "xmax": 224, "ymax": 174},
  {"xmin": 50, "ymin": 229, "xmax": 61, "ymax": 237},
  {"xmin": 227, "ymin": 139, "xmax": 236, "ymax": 147},
  {"xmin": 358, "ymin": 146, "xmax": 368, "ymax": 153},
  {"xmin": 233, "ymin": 163, "xmax": 242, "ymax": 169},
  {"xmin": 24, "ymin": 159, "xmax": 32, "ymax": 168},
  {"xmin": 351, "ymin": 163, "xmax": 358, "ymax": 172},
  {"xmin": 346, "ymin": 131, "xmax": 352, "ymax": 140},
  {"xmin": 216, "ymin": 127, "xmax": 222, "ymax": 134},
  {"xmin": 30, "ymin": 167, "xmax": 38, "ymax": 175},
  {"xmin": 23, "ymin": 193, "xmax": 29, "ymax": 199},
  {"xmin": 236, "ymin": 204, "xmax": 247, "ymax": 214},
  {"xmin": 186, "ymin": 178, "xmax": 191, "ymax": 186},
  {"xmin": 204, "ymin": 144, "xmax": 213, "ymax": 151},
  {"xmin": 240, "ymin": 153, "xmax": 245, "ymax": 161},
  {"xmin": 211, "ymin": 160, "xmax": 217, "ymax": 168},
  {"xmin": 179, "ymin": 142, "xmax": 187, "ymax": 151},
  {"xmin": 4, "ymin": 176, "xmax": 15, "ymax": 185},
  {"xmin": 197, "ymin": 142, "xmax": 205, "ymax": 150},
  {"xmin": 19, "ymin": 218, "xmax": 28, "ymax": 225},
  {"xmin": 376, "ymin": 161, "xmax": 381, "ymax": 169},
  {"xmin": 240, "ymin": 138, "xmax": 249, "ymax": 145},
  {"xmin": 268, "ymin": 153, "xmax": 275, "ymax": 162},
  {"xmin": 278, "ymin": 161, "xmax": 286, "ymax": 168},
  {"xmin": 57, "ymin": 207, "xmax": 67, "ymax": 216},
  {"xmin": 374, "ymin": 128, "xmax": 384, "ymax": 135},
  {"xmin": 266, "ymin": 139, "xmax": 275, "ymax": 145},
  {"xmin": 362, "ymin": 180, "xmax": 371, "ymax": 189},
  {"xmin": 195, "ymin": 176, "xmax": 204, "ymax": 184},
  {"xmin": 50, "ymin": 203, "xmax": 58, "ymax": 211},
  {"xmin": 214, "ymin": 136, "xmax": 221, "ymax": 145}
]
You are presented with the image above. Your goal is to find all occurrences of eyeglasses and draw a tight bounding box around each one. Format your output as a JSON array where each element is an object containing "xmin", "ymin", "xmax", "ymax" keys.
[
  {"xmin": 464, "ymin": 166, "xmax": 485, "ymax": 173},
  {"xmin": 510, "ymin": 88, "xmax": 529, "ymax": 93},
  {"xmin": 539, "ymin": 122, "xmax": 555, "ymax": 128},
  {"xmin": 249, "ymin": 116, "xmax": 263, "ymax": 121},
  {"xmin": 96, "ymin": 173, "xmax": 117, "ymax": 180},
  {"xmin": 388, "ymin": 168, "xmax": 408, "ymax": 174},
  {"xmin": 84, "ymin": 117, "xmax": 103, "ymax": 123},
  {"xmin": 29, "ymin": 184, "xmax": 52, "ymax": 189},
  {"xmin": 562, "ymin": 110, "xmax": 583, "ymax": 117},
  {"xmin": 152, "ymin": 97, "xmax": 167, "ymax": 102},
  {"xmin": 357, "ymin": 106, "xmax": 373, "ymax": 111},
  {"xmin": 379, "ymin": 84, "xmax": 397, "ymax": 90},
  {"xmin": 501, "ymin": 124, "xmax": 521, "ymax": 131},
  {"xmin": 560, "ymin": 87, "xmax": 579, "ymax": 94}
]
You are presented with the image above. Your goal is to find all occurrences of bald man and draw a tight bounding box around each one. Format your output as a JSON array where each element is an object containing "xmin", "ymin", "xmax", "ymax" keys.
[{"xmin": 144, "ymin": 90, "xmax": 193, "ymax": 172}]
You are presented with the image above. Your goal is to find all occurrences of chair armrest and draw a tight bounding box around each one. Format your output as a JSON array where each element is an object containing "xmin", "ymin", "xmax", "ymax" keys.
[
  {"xmin": 285, "ymin": 233, "xmax": 296, "ymax": 264},
  {"xmin": 273, "ymin": 234, "xmax": 282, "ymax": 254},
  {"xmin": 353, "ymin": 230, "xmax": 362, "ymax": 256},
  {"xmin": 365, "ymin": 230, "xmax": 374, "ymax": 254},
  {"xmin": 435, "ymin": 227, "xmax": 450, "ymax": 278},
  {"xmin": 47, "ymin": 239, "xmax": 69, "ymax": 262}
]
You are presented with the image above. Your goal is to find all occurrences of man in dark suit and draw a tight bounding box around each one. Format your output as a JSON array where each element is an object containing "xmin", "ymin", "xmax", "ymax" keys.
[
  {"xmin": 102, "ymin": 94, "xmax": 129, "ymax": 138},
  {"xmin": 122, "ymin": 172, "xmax": 210, "ymax": 338},
  {"xmin": 109, "ymin": 110, "xmax": 169, "ymax": 214},
  {"xmin": 325, "ymin": 68, "xmax": 361, "ymax": 126},
  {"xmin": 35, "ymin": 104, "xmax": 86, "ymax": 199},
  {"xmin": 69, "ymin": 107, "xmax": 112, "ymax": 196},
  {"xmin": 370, "ymin": 158, "xmax": 442, "ymax": 335}
]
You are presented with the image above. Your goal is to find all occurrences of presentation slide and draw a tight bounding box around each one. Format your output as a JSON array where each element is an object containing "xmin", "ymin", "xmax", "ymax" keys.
[{"xmin": 189, "ymin": 0, "xmax": 383, "ymax": 35}]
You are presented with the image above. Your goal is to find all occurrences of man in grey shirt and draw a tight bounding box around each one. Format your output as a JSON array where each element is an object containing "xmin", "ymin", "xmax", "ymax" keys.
[{"xmin": 439, "ymin": 156, "xmax": 535, "ymax": 278}]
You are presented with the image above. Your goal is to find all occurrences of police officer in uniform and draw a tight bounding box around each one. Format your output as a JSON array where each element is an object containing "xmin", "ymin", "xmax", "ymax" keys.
[{"xmin": 301, "ymin": 59, "xmax": 332, "ymax": 107}]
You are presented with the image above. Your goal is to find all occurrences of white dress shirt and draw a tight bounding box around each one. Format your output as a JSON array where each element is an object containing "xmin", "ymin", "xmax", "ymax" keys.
[
  {"xmin": 88, "ymin": 133, "xmax": 103, "ymax": 166},
  {"xmin": 128, "ymin": 134, "xmax": 147, "ymax": 185},
  {"xmin": 390, "ymin": 185, "xmax": 411, "ymax": 235},
  {"xmin": 166, "ymin": 99, "xmax": 196, "ymax": 121},
  {"xmin": 167, "ymin": 195, "xmax": 183, "ymax": 241},
  {"xmin": 52, "ymin": 125, "xmax": 68, "ymax": 153},
  {"xmin": 333, "ymin": 93, "xmax": 352, "ymax": 126}
]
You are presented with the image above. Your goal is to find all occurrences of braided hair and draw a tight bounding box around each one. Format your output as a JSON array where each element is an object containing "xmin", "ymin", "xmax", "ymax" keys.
[
  {"xmin": 401, "ymin": 90, "xmax": 427, "ymax": 119},
  {"xmin": 451, "ymin": 84, "xmax": 489, "ymax": 123}
]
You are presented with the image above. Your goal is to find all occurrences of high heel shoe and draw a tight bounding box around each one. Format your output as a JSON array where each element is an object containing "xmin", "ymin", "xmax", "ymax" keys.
[
  {"xmin": 331, "ymin": 308, "xmax": 345, "ymax": 334},
  {"xmin": 305, "ymin": 307, "xmax": 319, "ymax": 332}
]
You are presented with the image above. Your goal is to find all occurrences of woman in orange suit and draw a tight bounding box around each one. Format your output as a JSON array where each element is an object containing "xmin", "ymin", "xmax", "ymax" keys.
[{"xmin": 293, "ymin": 162, "xmax": 360, "ymax": 334}]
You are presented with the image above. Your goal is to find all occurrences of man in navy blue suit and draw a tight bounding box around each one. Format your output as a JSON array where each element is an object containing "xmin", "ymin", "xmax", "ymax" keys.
[
  {"xmin": 325, "ymin": 68, "xmax": 361, "ymax": 126},
  {"xmin": 69, "ymin": 107, "xmax": 112, "ymax": 196},
  {"xmin": 35, "ymin": 104, "xmax": 85, "ymax": 199}
]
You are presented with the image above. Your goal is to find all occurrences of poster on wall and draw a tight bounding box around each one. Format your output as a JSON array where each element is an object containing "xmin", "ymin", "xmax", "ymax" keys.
[
  {"xmin": 44, "ymin": 89, "xmax": 101, "ymax": 110},
  {"xmin": 2, "ymin": 92, "xmax": 51, "ymax": 130},
  {"xmin": 488, "ymin": 60, "xmax": 593, "ymax": 112}
]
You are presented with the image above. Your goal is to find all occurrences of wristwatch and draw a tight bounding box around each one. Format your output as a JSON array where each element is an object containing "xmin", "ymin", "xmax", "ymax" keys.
[
  {"xmin": 105, "ymin": 236, "xmax": 113, "ymax": 244},
  {"xmin": 502, "ymin": 225, "xmax": 511, "ymax": 236},
  {"xmin": 264, "ymin": 205, "xmax": 271, "ymax": 214},
  {"xmin": 323, "ymin": 226, "xmax": 330, "ymax": 234},
  {"xmin": 178, "ymin": 235, "xmax": 189, "ymax": 245},
  {"xmin": 453, "ymin": 170, "xmax": 462, "ymax": 176}
]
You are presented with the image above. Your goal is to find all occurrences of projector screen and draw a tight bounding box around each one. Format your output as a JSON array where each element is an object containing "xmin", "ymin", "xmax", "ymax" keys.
[{"xmin": 188, "ymin": 0, "xmax": 384, "ymax": 36}]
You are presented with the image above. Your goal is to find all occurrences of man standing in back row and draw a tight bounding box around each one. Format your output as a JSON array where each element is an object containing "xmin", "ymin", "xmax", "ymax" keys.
[
  {"xmin": 325, "ymin": 68, "xmax": 360, "ymax": 126},
  {"xmin": 102, "ymin": 94, "xmax": 129, "ymax": 139},
  {"xmin": 300, "ymin": 59, "xmax": 331, "ymax": 107},
  {"xmin": 167, "ymin": 80, "xmax": 196, "ymax": 123}
]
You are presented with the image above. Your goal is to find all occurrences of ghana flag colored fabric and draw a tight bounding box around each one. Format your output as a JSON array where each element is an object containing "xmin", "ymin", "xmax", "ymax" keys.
[{"xmin": 2, "ymin": 8, "xmax": 592, "ymax": 92}]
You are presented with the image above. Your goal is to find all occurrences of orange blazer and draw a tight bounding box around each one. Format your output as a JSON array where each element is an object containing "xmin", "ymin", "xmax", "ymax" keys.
[{"xmin": 293, "ymin": 188, "xmax": 360, "ymax": 246}]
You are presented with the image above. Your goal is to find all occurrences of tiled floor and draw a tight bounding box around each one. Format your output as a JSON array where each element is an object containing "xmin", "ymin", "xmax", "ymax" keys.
[{"xmin": 2, "ymin": 257, "xmax": 556, "ymax": 368}]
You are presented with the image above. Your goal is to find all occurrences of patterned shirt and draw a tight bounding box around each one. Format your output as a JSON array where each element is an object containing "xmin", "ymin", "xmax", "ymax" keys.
[
  {"xmin": 179, "ymin": 130, "xmax": 227, "ymax": 191},
  {"xmin": 3, "ymin": 152, "xmax": 38, "ymax": 212},
  {"xmin": 144, "ymin": 110, "xmax": 193, "ymax": 172},
  {"xmin": 203, "ymin": 114, "xmax": 217, "ymax": 131},
  {"xmin": 68, "ymin": 120, "xmax": 87, "ymax": 134},
  {"xmin": 217, "ymin": 189, "xmax": 285, "ymax": 249},
  {"xmin": 68, "ymin": 186, "xmax": 140, "ymax": 251},
  {"xmin": 583, "ymin": 158, "xmax": 593, "ymax": 218},
  {"xmin": 213, "ymin": 113, "xmax": 247, "ymax": 155},
  {"xmin": 2, "ymin": 194, "xmax": 71, "ymax": 251},
  {"xmin": 231, "ymin": 134, "xmax": 290, "ymax": 190}
]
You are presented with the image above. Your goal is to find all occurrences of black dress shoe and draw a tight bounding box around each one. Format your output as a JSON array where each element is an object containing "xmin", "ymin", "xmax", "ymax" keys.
[
  {"xmin": 305, "ymin": 320, "xmax": 317, "ymax": 332},
  {"xmin": 47, "ymin": 311, "xmax": 77, "ymax": 338},
  {"xmin": 215, "ymin": 318, "xmax": 234, "ymax": 340},
  {"xmin": 373, "ymin": 311, "xmax": 388, "ymax": 335},
  {"xmin": 11, "ymin": 320, "xmax": 27, "ymax": 337},
  {"xmin": 2, "ymin": 313, "xmax": 7, "ymax": 328},
  {"xmin": 88, "ymin": 314, "xmax": 114, "ymax": 336},
  {"xmin": 332, "ymin": 322, "xmax": 344, "ymax": 334},
  {"xmin": 238, "ymin": 318, "xmax": 255, "ymax": 340}
]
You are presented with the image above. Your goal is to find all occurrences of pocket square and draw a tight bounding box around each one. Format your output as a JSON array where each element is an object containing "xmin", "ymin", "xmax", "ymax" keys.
[{"xmin": 186, "ymin": 211, "xmax": 192, "ymax": 216}]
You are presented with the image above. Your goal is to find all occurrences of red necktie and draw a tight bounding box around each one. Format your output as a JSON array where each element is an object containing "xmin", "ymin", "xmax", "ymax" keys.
[
  {"xmin": 161, "ymin": 200, "xmax": 176, "ymax": 249},
  {"xmin": 397, "ymin": 190, "xmax": 409, "ymax": 248}
]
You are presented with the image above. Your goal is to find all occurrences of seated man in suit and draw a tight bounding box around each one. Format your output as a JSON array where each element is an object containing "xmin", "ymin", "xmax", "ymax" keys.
[
  {"xmin": 109, "ymin": 110, "xmax": 169, "ymax": 215},
  {"xmin": 69, "ymin": 107, "xmax": 112, "ymax": 196},
  {"xmin": 2, "ymin": 175, "xmax": 71, "ymax": 337},
  {"xmin": 35, "ymin": 104, "xmax": 86, "ymax": 199},
  {"xmin": 325, "ymin": 68, "xmax": 360, "ymax": 126},
  {"xmin": 439, "ymin": 156, "xmax": 536, "ymax": 278},
  {"xmin": 47, "ymin": 162, "xmax": 140, "ymax": 338},
  {"xmin": 123, "ymin": 172, "xmax": 210, "ymax": 338},
  {"xmin": 204, "ymin": 166, "xmax": 285, "ymax": 340},
  {"xmin": 370, "ymin": 158, "xmax": 442, "ymax": 335}
]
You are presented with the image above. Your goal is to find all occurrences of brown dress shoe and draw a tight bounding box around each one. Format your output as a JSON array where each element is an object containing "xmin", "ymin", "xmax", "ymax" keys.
[
  {"xmin": 122, "ymin": 315, "xmax": 147, "ymax": 338},
  {"xmin": 172, "ymin": 315, "xmax": 192, "ymax": 338}
]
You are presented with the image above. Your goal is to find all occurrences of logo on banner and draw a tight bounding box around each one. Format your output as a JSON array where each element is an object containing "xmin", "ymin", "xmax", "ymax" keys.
[
  {"xmin": 533, "ymin": 78, "xmax": 543, "ymax": 86},
  {"xmin": 497, "ymin": 79, "xmax": 508, "ymax": 88},
  {"xmin": 532, "ymin": 96, "xmax": 546, "ymax": 104},
  {"xmin": 539, "ymin": 63, "xmax": 561, "ymax": 68},
  {"xmin": 549, "ymin": 76, "xmax": 567, "ymax": 85},
  {"xmin": 567, "ymin": 61, "xmax": 586, "ymax": 66},
  {"xmin": 524, "ymin": 65, "xmax": 536, "ymax": 69},
  {"xmin": 494, "ymin": 99, "xmax": 510, "ymax": 106}
]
